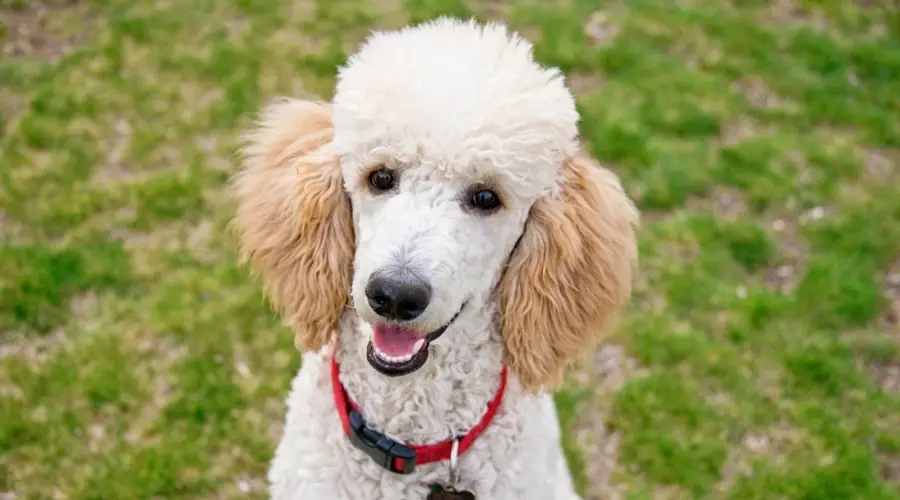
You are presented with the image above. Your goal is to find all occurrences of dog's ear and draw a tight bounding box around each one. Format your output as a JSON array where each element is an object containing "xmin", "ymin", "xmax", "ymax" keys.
[
  {"xmin": 499, "ymin": 155, "xmax": 638, "ymax": 392},
  {"xmin": 232, "ymin": 99, "xmax": 354, "ymax": 352}
]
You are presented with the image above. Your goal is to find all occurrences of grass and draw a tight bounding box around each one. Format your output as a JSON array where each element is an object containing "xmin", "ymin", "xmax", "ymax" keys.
[{"xmin": 1, "ymin": 0, "xmax": 899, "ymax": 498}]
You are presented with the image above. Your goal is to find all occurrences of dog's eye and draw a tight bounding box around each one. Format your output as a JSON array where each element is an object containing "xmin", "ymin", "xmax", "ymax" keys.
[
  {"xmin": 368, "ymin": 170, "xmax": 395, "ymax": 191},
  {"xmin": 471, "ymin": 189, "xmax": 501, "ymax": 211}
]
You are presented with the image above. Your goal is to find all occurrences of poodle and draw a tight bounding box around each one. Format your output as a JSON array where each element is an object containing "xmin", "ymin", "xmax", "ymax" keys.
[{"xmin": 231, "ymin": 17, "xmax": 639, "ymax": 500}]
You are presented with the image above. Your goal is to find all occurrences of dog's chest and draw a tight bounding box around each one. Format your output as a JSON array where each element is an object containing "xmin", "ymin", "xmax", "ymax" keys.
[{"xmin": 269, "ymin": 356, "xmax": 574, "ymax": 500}]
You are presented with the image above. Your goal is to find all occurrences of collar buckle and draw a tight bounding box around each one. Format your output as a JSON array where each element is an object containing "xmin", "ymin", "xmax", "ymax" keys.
[{"xmin": 348, "ymin": 409, "xmax": 417, "ymax": 474}]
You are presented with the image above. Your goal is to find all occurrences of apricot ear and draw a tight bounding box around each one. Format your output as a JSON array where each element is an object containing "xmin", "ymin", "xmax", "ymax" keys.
[
  {"xmin": 499, "ymin": 155, "xmax": 638, "ymax": 392},
  {"xmin": 232, "ymin": 99, "xmax": 355, "ymax": 351}
]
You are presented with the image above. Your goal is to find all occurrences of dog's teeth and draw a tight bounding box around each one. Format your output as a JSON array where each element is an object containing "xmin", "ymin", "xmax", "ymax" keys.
[
  {"xmin": 412, "ymin": 339, "xmax": 425, "ymax": 352},
  {"xmin": 373, "ymin": 345, "xmax": 415, "ymax": 364}
]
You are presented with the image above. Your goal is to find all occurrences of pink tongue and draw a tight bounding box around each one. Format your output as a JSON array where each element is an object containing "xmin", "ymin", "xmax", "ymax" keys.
[{"xmin": 372, "ymin": 324, "xmax": 427, "ymax": 356}]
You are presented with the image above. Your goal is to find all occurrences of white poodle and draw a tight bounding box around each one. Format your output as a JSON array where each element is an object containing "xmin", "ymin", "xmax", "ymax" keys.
[{"xmin": 232, "ymin": 17, "xmax": 639, "ymax": 500}]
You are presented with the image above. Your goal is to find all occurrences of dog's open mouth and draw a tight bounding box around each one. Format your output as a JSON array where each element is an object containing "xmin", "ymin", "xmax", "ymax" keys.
[{"xmin": 366, "ymin": 307, "xmax": 463, "ymax": 377}]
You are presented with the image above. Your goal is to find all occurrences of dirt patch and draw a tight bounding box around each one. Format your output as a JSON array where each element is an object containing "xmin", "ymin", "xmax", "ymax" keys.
[
  {"xmin": 729, "ymin": 78, "xmax": 801, "ymax": 114},
  {"xmin": 205, "ymin": 447, "xmax": 268, "ymax": 497},
  {"xmin": 869, "ymin": 361, "xmax": 900, "ymax": 395},
  {"xmin": 581, "ymin": 424, "xmax": 622, "ymax": 500},
  {"xmin": 572, "ymin": 344, "xmax": 643, "ymax": 500},
  {"xmin": 124, "ymin": 334, "xmax": 188, "ymax": 445},
  {"xmin": 95, "ymin": 117, "xmax": 134, "ymax": 181},
  {"xmin": 756, "ymin": 0, "xmax": 830, "ymax": 32},
  {"xmin": 715, "ymin": 421, "xmax": 807, "ymax": 494},
  {"xmin": 69, "ymin": 291, "xmax": 100, "ymax": 318},
  {"xmin": 864, "ymin": 148, "xmax": 897, "ymax": 183},
  {"xmin": 712, "ymin": 186, "xmax": 748, "ymax": 220},
  {"xmin": 682, "ymin": 186, "xmax": 748, "ymax": 223},
  {"xmin": 567, "ymin": 73, "xmax": 604, "ymax": 95},
  {"xmin": 763, "ymin": 215, "xmax": 810, "ymax": 294},
  {"xmin": 0, "ymin": 0, "xmax": 98, "ymax": 61},
  {"xmin": 0, "ymin": 327, "xmax": 69, "ymax": 364},
  {"xmin": 884, "ymin": 259, "xmax": 900, "ymax": 328},
  {"xmin": 720, "ymin": 117, "xmax": 771, "ymax": 146},
  {"xmin": 0, "ymin": 209, "xmax": 30, "ymax": 245},
  {"xmin": 473, "ymin": 0, "xmax": 512, "ymax": 19},
  {"xmin": 879, "ymin": 452, "xmax": 900, "ymax": 486},
  {"xmin": 231, "ymin": 474, "xmax": 267, "ymax": 496},
  {"xmin": 858, "ymin": 259, "xmax": 900, "ymax": 396},
  {"xmin": 668, "ymin": 27, "xmax": 724, "ymax": 69},
  {"xmin": 584, "ymin": 11, "xmax": 620, "ymax": 46}
]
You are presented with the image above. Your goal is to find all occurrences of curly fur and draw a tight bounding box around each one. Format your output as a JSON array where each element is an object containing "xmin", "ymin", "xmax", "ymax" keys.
[
  {"xmin": 232, "ymin": 17, "xmax": 638, "ymax": 500},
  {"xmin": 500, "ymin": 156, "xmax": 638, "ymax": 392},
  {"xmin": 232, "ymin": 100, "xmax": 354, "ymax": 351}
]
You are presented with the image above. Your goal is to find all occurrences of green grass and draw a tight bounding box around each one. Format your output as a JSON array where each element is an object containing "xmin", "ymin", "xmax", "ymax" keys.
[{"xmin": 2, "ymin": 0, "xmax": 899, "ymax": 498}]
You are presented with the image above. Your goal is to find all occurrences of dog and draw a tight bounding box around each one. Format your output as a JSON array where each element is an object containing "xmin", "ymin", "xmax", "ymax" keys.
[{"xmin": 231, "ymin": 17, "xmax": 639, "ymax": 500}]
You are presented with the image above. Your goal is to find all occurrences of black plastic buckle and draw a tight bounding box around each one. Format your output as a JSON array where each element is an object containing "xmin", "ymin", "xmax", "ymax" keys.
[{"xmin": 348, "ymin": 409, "xmax": 417, "ymax": 474}]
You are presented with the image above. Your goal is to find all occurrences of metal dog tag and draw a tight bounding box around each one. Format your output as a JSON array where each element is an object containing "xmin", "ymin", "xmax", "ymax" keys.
[
  {"xmin": 426, "ymin": 441, "xmax": 475, "ymax": 499},
  {"xmin": 427, "ymin": 484, "xmax": 475, "ymax": 500}
]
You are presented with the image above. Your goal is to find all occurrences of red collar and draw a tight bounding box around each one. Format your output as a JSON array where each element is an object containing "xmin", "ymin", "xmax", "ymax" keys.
[{"xmin": 330, "ymin": 350, "xmax": 508, "ymax": 474}]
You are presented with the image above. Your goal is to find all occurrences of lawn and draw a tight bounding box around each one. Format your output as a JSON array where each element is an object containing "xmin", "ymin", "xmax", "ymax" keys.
[{"xmin": 1, "ymin": 0, "xmax": 899, "ymax": 498}]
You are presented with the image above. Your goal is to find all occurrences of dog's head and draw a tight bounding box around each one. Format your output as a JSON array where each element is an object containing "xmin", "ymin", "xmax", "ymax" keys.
[{"xmin": 233, "ymin": 18, "xmax": 638, "ymax": 392}]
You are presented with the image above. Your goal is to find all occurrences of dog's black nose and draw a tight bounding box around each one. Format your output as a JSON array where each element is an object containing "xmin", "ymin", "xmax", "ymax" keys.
[{"xmin": 365, "ymin": 272, "xmax": 431, "ymax": 321}]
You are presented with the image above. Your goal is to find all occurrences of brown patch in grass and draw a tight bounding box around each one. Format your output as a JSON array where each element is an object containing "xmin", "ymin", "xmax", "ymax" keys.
[
  {"xmin": 68, "ymin": 291, "xmax": 100, "ymax": 321},
  {"xmin": 711, "ymin": 186, "xmax": 748, "ymax": 220},
  {"xmin": 657, "ymin": 485, "xmax": 693, "ymax": 499},
  {"xmin": 856, "ymin": 259, "xmax": 900, "ymax": 397},
  {"xmin": 0, "ymin": 209, "xmax": 30, "ymax": 245},
  {"xmin": 871, "ymin": 259, "xmax": 900, "ymax": 394},
  {"xmin": 206, "ymin": 446, "xmax": 267, "ymax": 498},
  {"xmin": 117, "ymin": 223, "xmax": 182, "ymax": 250},
  {"xmin": 567, "ymin": 73, "xmax": 604, "ymax": 96},
  {"xmin": 581, "ymin": 425, "xmax": 622, "ymax": 500},
  {"xmin": 179, "ymin": 448, "xmax": 265, "ymax": 496},
  {"xmin": 0, "ymin": 0, "xmax": 97, "ymax": 61},
  {"xmin": 882, "ymin": 258, "xmax": 900, "ymax": 336},
  {"xmin": 116, "ymin": 219, "xmax": 229, "ymax": 278},
  {"xmin": 266, "ymin": 21, "xmax": 326, "ymax": 60},
  {"xmin": 681, "ymin": 185, "xmax": 747, "ymax": 221},
  {"xmin": 715, "ymin": 421, "xmax": 808, "ymax": 495},
  {"xmin": 584, "ymin": 11, "xmax": 620, "ymax": 46},
  {"xmin": 185, "ymin": 219, "xmax": 220, "ymax": 264},
  {"xmin": 755, "ymin": 0, "xmax": 830, "ymax": 32},
  {"xmin": 94, "ymin": 117, "xmax": 134, "ymax": 181},
  {"xmin": 124, "ymin": 334, "xmax": 188, "ymax": 445},
  {"xmin": 473, "ymin": 0, "xmax": 512, "ymax": 19},
  {"xmin": 668, "ymin": 27, "xmax": 724, "ymax": 69},
  {"xmin": 730, "ymin": 78, "xmax": 801, "ymax": 114},
  {"xmin": 847, "ymin": 259, "xmax": 900, "ymax": 399},
  {"xmin": 571, "ymin": 344, "xmax": 644, "ymax": 499},
  {"xmin": 868, "ymin": 361, "xmax": 900, "ymax": 395},
  {"xmin": 0, "ymin": 88, "xmax": 24, "ymax": 138},
  {"xmin": 763, "ymin": 214, "xmax": 809, "ymax": 294},
  {"xmin": 879, "ymin": 452, "xmax": 900, "ymax": 486},
  {"xmin": 91, "ymin": 118, "xmax": 185, "ymax": 184},
  {"xmin": 228, "ymin": 474, "xmax": 267, "ymax": 497},
  {"xmin": 720, "ymin": 117, "xmax": 768, "ymax": 146},
  {"xmin": 0, "ymin": 328, "xmax": 69, "ymax": 407},
  {"xmin": 864, "ymin": 148, "xmax": 897, "ymax": 182},
  {"xmin": 0, "ymin": 327, "xmax": 69, "ymax": 363}
]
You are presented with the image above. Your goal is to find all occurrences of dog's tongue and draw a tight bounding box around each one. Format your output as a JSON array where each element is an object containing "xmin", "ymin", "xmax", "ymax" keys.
[{"xmin": 372, "ymin": 323, "xmax": 427, "ymax": 356}]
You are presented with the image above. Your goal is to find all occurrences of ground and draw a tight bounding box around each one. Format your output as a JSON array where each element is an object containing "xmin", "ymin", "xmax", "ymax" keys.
[{"xmin": 1, "ymin": 0, "xmax": 899, "ymax": 498}]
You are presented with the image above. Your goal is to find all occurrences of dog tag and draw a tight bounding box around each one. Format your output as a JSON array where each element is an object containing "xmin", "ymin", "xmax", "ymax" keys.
[{"xmin": 427, "ymin": 484, "xmax": 475, "ymax": 500}]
